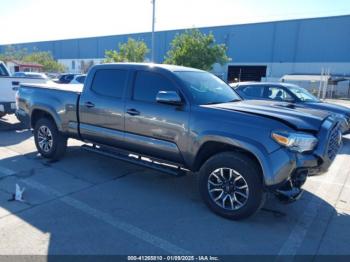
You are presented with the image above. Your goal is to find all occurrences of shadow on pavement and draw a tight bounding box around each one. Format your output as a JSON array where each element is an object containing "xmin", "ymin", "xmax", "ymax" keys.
[
  {"xmin": 0, "ymin": 147, "xmax": 349, "ymax": 255},
  {"xmin": 0, "ymin": 116, "xmax": 32, "ymax": 147},
  {"xmin": 0, "ymin": 115, "xmax": 27, "ymax": 132}
]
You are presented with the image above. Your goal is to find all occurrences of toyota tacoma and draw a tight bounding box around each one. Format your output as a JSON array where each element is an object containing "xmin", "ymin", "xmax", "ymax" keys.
[{"xmin": 16, "ymin": 63, "xmax": 342, "ymax": 220}]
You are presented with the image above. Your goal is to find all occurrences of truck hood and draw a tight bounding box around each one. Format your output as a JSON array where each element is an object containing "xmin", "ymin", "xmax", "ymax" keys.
[
  {"xmin": 206, "ymin": 100, "xmax": 332, "ymax": 131},
  {"xmin": 302, "ymin": 101, "xmax": 350, "ymax": 116}
]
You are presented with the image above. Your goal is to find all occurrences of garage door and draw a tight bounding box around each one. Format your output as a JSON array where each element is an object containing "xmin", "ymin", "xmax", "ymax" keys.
[{"xmin": 228, "ymin": 65, "xmax": 267, "ymax": 83}]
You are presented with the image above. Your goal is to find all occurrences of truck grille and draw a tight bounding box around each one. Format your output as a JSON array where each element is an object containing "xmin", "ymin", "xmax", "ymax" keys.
[{"xmin": 327, "ymin": 125, "xmax": 341, "ymax": 160}]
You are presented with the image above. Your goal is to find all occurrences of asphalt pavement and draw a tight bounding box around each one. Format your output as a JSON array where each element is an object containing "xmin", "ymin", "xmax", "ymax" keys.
[{"xmin": 0, "ymin": 113, "xmax": 350, "ymax": 258}]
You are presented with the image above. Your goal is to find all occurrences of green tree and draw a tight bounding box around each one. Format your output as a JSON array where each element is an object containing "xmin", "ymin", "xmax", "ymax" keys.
[
  {"xmin": 104, "ymin": 38, "xmax": 149, "ymax": 63},
  {"xmin": 0, "ymin": 46, "xmax": 66, "ymax": 72},
  {"xmin": 164, "ymin": 29, "xmax": 230, "ymax": 71},
  {"xmin": 0, "ymin": 45, "xmax": 27, "ymax": 62},
  {"xmin": 23, "ymin": 51, "xmax": 66, "ymax": 72}
]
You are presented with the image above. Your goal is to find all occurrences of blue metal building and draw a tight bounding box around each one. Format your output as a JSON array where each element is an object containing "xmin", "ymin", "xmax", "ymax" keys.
[{"xmin": 1, "ymin": 15, "xmax": 350, "ymax": 81}]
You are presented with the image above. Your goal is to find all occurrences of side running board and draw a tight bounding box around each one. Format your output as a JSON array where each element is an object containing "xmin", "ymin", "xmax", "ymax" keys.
[{"xmin": 81, "ymin": 144, "xmax": 188, "ymax": 177}]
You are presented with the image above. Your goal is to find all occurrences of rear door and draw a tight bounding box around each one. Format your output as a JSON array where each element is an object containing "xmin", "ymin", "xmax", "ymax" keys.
[
  {"xmin": 79, "ymin": 69, "xmax": 129, "ymax": 147},
  {"xmin": 124, "ymin": 70, "xmax": 189, "ymax": 163}
]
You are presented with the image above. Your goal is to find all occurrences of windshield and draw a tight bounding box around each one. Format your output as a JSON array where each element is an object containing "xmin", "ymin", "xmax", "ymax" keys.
[
  {"xmin": 175, "ymin": 71, "xmax": 241, "ymax": 105},
  {"xmin": 288, "ymin": 85, "xmax": 319, "ymax": 102}
]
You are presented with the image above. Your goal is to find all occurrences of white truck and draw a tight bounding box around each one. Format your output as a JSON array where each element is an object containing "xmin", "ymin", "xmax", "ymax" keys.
[{"xmin": 0, "ymin": 61, "xmax": 50, "ymax": 118}]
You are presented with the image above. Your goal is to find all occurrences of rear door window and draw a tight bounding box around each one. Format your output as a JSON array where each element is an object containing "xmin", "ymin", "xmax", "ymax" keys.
[{"xmin": 91, "ymin": 69, "xmax": 127, "ymax": 98}]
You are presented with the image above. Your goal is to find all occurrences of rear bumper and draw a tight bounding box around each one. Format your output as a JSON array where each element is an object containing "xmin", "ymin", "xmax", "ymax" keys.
[{"xmin": 0, "ymin": 102, "xmax": 16, "ymax": 115}]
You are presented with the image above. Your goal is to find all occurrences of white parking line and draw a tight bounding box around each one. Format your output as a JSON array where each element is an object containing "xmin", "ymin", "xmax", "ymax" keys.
[
  {"xmin": 278, "ymin": 155, "xmax": 350, "ymax": 256},
  {"xmin": 20, "ymin": 178, "xmax": 191, "ymax": 255}
]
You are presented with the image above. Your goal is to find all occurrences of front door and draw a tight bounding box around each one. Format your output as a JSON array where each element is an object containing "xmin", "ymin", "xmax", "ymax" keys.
[
  {"xmin": 124, "ymin": 70, "xmax": 189, "ymax": 163},
  {"xmin": 79, "ymin": 69, "xmax": 128, "ymax": 147}
]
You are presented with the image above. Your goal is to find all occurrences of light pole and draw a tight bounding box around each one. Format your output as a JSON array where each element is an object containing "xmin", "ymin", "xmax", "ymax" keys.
[{"xmin": 151, "ymin": 0, "xmax": 156, "ymax": 62}]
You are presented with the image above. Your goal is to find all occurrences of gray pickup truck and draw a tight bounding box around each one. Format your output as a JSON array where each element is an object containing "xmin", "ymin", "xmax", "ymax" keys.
[{"xmin": 16, "ymin": 63, "xmax": 342, "ymax": 220}]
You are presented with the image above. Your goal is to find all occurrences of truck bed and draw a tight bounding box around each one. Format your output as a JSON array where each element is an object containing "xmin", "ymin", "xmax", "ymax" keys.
[
  {"xmin": 21, "ymin": 82, "xmax": 83, "ymax": 93},
  {"xmin": 17, "ymin": 83, "xmax": 82, "ymax": 134}
]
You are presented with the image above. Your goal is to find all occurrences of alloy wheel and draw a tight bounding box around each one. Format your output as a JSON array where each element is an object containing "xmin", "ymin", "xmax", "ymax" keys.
[
  {"xmin": 37, "ymin": 125, "xmax": 53, "ymax": 153},
  {"xmin": 208, "ymin": 167, "xmax": 249, "ymax": 210}
]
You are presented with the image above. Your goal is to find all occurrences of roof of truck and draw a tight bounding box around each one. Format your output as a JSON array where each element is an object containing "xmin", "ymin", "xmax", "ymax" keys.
[
  {"xmin": 230, "ymin": 82, "xmax": 300, "ymax": 89},
  {"xmin": 94, "ymin": 63, "xmax": 204, "ymax": 72}
]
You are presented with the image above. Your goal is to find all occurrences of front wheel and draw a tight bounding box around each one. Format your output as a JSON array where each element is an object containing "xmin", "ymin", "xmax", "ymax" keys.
[
  {"xmin": 198, "ymin": 152, "xmax": 265, "ymax": 220},
  {"xmin": 34, "ymin": 117, "xmax": 67, "ymax": 160}
]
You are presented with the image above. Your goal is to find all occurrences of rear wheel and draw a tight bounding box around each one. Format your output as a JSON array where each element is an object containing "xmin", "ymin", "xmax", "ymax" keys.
[
  {"xmin": 34, "ymin": 118, "xmax": 67, "ymax": 160},
  {"xmin": 198, "ymin": 152, "xmax": 265, "ymax": 220}
]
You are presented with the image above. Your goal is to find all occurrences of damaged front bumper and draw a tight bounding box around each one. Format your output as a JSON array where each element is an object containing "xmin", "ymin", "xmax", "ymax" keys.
[
  {"xmin": 267, "ymin": 118, "xmax": 342, "ymax": 203},
  {"xmin": 269, "ymin": 169, "xmax": 307, "ymax": 203}
]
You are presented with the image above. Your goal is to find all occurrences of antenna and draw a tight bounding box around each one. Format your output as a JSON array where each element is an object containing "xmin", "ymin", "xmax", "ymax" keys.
[{"xmin": 151, "ymin": 0, "xmax": 156, "ymax": 62}]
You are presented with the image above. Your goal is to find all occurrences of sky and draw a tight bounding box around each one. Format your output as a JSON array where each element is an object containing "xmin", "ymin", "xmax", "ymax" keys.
[{"xmin": 0, "ymin": 0, "xmax": 350, "ymax": 44}]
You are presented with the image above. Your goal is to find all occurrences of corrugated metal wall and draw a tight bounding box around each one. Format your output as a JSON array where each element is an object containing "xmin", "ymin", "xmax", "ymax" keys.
[{"xmin": 1, "ymin": 15, "xmax": 349, "ymax": 63}]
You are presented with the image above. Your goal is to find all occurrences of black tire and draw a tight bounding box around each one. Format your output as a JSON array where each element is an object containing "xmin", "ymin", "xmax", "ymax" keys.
[
  {"xmin": 34, "ymin": 117, "xmax": 67, "ymax": 160},
  {"xmin": 198, "ymin": 152, "xmax": 265, "ymax": 220}
]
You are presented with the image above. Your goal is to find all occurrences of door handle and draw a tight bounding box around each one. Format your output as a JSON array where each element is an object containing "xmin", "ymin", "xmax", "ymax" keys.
[
  {"xmin": 126, "ymin": 108, "xmax": 140, "ymax": 116},
  {"xmin": 85, "ymin": 101, "xmax": 95, "ymax": 108}
]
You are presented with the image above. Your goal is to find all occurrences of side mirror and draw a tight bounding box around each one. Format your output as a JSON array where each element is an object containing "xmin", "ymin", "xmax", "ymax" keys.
[{"xmin": 156, "ymin": 91, "xmax": 183, "ymax": 105}]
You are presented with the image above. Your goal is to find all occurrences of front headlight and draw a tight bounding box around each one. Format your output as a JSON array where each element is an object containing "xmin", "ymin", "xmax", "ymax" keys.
[{"xmin": 271, "ymin": 131, "xmax": 318, "ymax": 153}]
